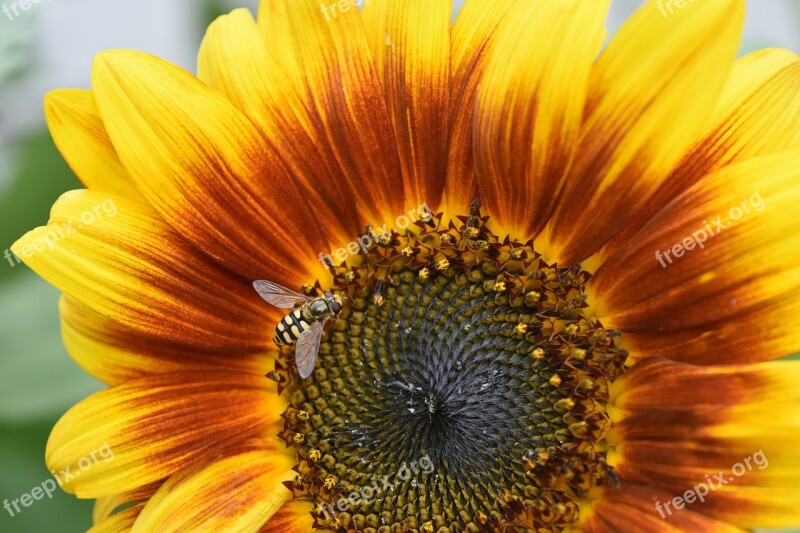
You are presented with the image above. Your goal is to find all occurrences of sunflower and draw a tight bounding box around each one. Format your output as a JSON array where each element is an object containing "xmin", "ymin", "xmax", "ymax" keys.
[{"xmin": 11, "ymin": 0, "xmax": 800, "ymax": 530}]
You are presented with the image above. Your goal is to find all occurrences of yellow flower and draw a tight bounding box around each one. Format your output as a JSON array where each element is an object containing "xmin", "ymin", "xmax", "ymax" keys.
[{"xmin": 12, "ymin": 0, "xmax": 800, "ymax": 531}]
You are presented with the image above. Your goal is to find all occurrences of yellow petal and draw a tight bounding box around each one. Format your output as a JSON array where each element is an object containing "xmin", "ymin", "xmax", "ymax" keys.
[
  {"xmin": 60, "ymin": 296, "xmax": 275, "ymax": 386},
  {"xmin": 12, "ymin": 190, "xmax": 274, "ymax": 350},
  {"xmin": 612, "ymin": 297, "xmax": 800, "ymax": 366},
  {"xmin": 474, "ymin": 0, "xmax": 609, "ymax": 240},
  {"xmin": 44, "ymin": 89, "xmax": 142, "ymax": 200},
  {"xmin": 660, "ymin": 47, "xmax": 800, "ymax": 190},
  {"xmin": 542, "ymin": 0, "xmax": 744, "ymax": 263},
  {"xmin": 132, "ymin": 438, "xmax": 294, "ymax": 532},
  {"xmin": 93, "ymin": 483, "xmax": 159, "ymax": 524},
  {"xmin": 261, "ymin": 499, "xmax": 315, "ymax": 532},
  {"xmin": 362, "ymin": 0, "xmax": 451, "ymax": 208},
  {"xmin": 88, "ymin": 503, "xmax": 145, "ymax": 533},
  {"xmin": 580, "ymin": 485, "xmax": 745, "ymax": 533},
  {"xmin": 46, "ymin": 370, "xmax": 285, "ymax": 498},
  {"xmin": 91, "ymin": 49, "xmax": 329, "ymax": 285},
  {"xmin": 256, "ymin": 0, "xmax": 406, "ymax": 225},
  {"xmin": 608, "ymin": 358, "xmax": 800, "ymax": 529},
  {"xmin": 442, "ymin": 0, "xmax": 516, "ymax": 212},
  {"xmin": 588, "ymin": 150, "xmax": 800, "ymax": 365},
  {"xmin": 197, "ymin": 8, "xmax": 361, "ymax": 247},
  {"xmin": 594, "ymin": 48, "xmax": 800, "ymax": 266}
]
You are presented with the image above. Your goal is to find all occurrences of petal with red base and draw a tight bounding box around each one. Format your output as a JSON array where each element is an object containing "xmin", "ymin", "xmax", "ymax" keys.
[
  {"xmin": 46, "ymin": 370, "xmax": 285, "ymax": 498},
  {"xmin": 607, "ymin": 358, "xmax": 800, "ymax": 529}
]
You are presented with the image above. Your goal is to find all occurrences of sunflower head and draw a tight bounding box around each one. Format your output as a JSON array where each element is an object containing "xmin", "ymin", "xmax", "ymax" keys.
[{"xmin": 11, "ymin": 0, "xmax": 800, "ymax": 531}]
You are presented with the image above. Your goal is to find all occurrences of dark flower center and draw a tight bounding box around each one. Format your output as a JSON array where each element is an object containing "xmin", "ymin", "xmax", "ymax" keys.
[{"xmin": 274, "ymin": 206, "xmax": 628, "ymax": 531}]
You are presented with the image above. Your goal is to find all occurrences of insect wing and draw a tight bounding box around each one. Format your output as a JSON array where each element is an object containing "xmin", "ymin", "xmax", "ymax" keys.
[
  {"xmin": 295, "ymin": 320, "xmax": 324, "ymax": 379},
  {"xmin": 253, "ymin": 280, "xmax": 308, "ymax": 309}
]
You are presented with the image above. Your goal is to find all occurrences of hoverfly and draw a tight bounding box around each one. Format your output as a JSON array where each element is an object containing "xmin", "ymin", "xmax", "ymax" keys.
[{"xmin": 253, "ymin": 280, "xmax": 343, "ymax": 379}]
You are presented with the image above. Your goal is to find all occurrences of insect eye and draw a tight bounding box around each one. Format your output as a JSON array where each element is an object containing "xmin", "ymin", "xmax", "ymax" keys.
[{"xmin": 332, "ymin": 301, "xmax": 342, "ymax": 313}]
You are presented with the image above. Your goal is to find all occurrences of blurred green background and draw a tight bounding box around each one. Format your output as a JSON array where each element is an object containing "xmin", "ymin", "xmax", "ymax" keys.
[{"xmin": 0, "ymin": 1, "xmax": 798, "ymax": 531}]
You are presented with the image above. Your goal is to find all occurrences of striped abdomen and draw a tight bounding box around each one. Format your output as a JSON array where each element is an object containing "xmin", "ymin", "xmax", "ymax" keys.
[{"xmin": 274, "ymin": 309, "xmax": 312, "ymax": 345}]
